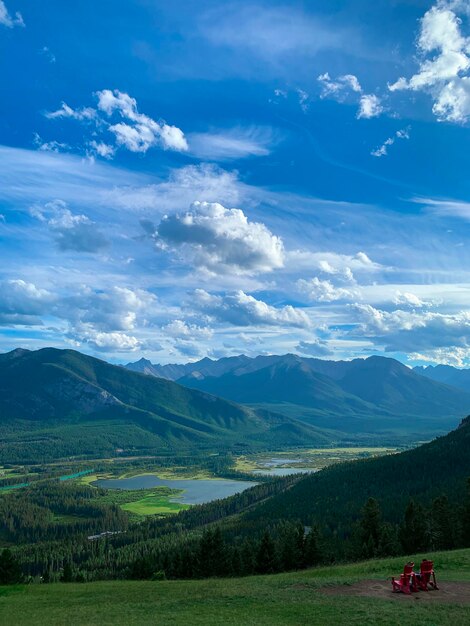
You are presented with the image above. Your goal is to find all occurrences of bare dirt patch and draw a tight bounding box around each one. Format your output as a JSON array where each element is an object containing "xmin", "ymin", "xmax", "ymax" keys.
[{"xmin": 321, "ymin": 579, "xmax": 470, "ymax": 604}]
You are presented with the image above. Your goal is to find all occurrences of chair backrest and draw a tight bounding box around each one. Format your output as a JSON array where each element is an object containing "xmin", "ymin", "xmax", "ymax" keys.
[
  {"xmin": 403, "ymin": 562, "xmax": 414, "ymax": 576},
  {"xmin": 421, "ymin": 560, "xmax": 433, "ymax": 575}
]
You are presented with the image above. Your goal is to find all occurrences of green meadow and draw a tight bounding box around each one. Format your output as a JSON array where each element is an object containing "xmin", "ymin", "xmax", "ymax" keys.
[
  {"xmin": 1, "ymin": 549, "xmax": 469, "ymax": 626},
  {"xmin": 120, "ymin": 492, "xmax": 189, "ymax": 515}
]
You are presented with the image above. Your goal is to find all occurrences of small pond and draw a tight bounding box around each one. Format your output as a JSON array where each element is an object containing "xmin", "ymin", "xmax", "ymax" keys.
[{"xmin": 94, "ymin": 474, "xmax": 257, "ymax": 505}]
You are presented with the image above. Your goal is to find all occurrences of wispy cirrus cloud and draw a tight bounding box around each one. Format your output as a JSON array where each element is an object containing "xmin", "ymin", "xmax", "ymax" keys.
[
  {"xmin": 412, "ymin": 195, "xmax": 470, "ymax": 220},
  {"xmin": 199, "ymin": 5, "xmax": 350, "ymax": 65},
  {"xmin": 188, "ymin": 126, "xmax": 275, "ymax": 160}
]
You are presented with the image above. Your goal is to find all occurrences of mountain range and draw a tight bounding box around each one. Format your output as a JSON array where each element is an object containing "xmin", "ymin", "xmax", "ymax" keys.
[
  {"xmin": 127, "ymin": 353, "xmax": 470, "ymax": 438},
  {"xmin": 414, "ymin": 364, "xmax": 470, "ymax": 392},
  {"xmin": 0, "ymin": 348, "xmax": 329, "ymax": 463}
]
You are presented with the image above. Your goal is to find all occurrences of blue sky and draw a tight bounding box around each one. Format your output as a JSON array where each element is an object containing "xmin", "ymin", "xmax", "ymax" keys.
[{"xmin": 2, "ymin": 0, "xmax": 470, "ymax": 366}]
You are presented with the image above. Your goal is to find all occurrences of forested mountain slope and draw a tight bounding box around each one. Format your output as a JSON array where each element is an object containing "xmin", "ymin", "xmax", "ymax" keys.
[
  {"xmin": 0, "ymin": 348, "xmax": 329, "ymax": 462},
  {"xmin": 244, "ymin": 415, "xmax": 470, "ymax": 531}
]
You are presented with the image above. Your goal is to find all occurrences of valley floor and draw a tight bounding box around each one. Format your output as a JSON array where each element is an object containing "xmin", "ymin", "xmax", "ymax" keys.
[{"xmin": 1, "ymin": 549, "xmax": 469, "ymax": 625}]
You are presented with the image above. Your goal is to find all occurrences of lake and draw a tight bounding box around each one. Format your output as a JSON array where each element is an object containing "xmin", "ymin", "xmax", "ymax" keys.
[
  {"xmin": 252, "ymin": 467, "xmax": 317, "ymax": 476},
  {"xmin": 94, "ymin": 474, "xmax": 257, "ymax": 505}
]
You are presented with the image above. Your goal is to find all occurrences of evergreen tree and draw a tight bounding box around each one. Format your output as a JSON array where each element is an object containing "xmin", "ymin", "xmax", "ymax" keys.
[
  {"xmin": 240, "ymin": 539, "xmax": 256, "ymax": 575},
  {"xmin": 430, "ymin": 495, "xmax": 455, "ymax": 550},
  {"xmin": 256, "ymin": 531, "xmax": 277, "ymax": 574},
  {"xmin": 358, "ymin": 497, "xmax": 382, "ymax": 558},
  {"xmin": 0, "ymin": 549, "xmax": 22, "ymax": 585},
  {"xmin": 279, "ymin": 522, "xmax": 304, "ymax": 571},
  {"xmin": 304, "ymin": 525, "xmax": 323, "ymax": 567},
  {"xmin": 198, "ymin": 527, "xmax": 228, "ymax": 577},
  {"xmin": 399, "ymin": 500, "xmax": 429, "ymax": 553},
  {"xmin": 60, "ymin": 561, "xmax": 74, "ymax": 583},
  {"xmin": 461, "ymin": 477, "xmax": 470, "ymax": 547},
  {"xmin": 377, "ymin": 522, "xmax": 400, "ymax": 557}
]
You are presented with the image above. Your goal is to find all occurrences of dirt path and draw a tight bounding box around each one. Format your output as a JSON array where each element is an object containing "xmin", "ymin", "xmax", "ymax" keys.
[{"xmin": 321, "ymin": 579, "xmax": 470, "ymax": 604}]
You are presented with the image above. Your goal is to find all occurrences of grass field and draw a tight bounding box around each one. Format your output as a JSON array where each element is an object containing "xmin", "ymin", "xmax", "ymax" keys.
[
  {"xmin": 0, "ymin": 549, "xmax": 468, "ymax": 625},
  {"xmin": 120, "ymin": 492, "xmax": 189, "ymax": 515}
]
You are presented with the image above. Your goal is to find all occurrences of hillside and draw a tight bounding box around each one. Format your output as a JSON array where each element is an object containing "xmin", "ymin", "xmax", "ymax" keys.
[
  {"xmin": 170, "ymin": 354, "xmax": 470, "ymax": 438},
  {"xmin": 1, "ymin": 549, "xmax": 469, "ymax": 625},
  {"xmin": 0, "ymin": 348, "xmax": 330, "ymax": 462},
  {"xmin": 244, "ymin": 415, "xmax": 470, "ymax": 531}
]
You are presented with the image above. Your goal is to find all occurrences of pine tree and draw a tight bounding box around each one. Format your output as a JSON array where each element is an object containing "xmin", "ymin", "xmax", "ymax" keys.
[
  {"xmin": 399, "ymin": 500, "xmax": 429, "ymax": 554},
  {"xmin": 198, "ymin": 527, "xmax": 228, "ymax": 577},
  {"xmin": 461, "ymin": 477, "xmax": 470, "ymax": 547},
  {"xmin": 358, "ymin": 497, "xmax": 382, "ymax": 558},
  {"xmin": 0, "ymin": 549, "xmax": 22, "ymax": 585},
  {"xmin": 430, "ymin": 495, "xmax": 455, "ymax": 550},
  {"xmin": 304, "ymin": 525, "xmax": 323, "ymax": 567},
  {"xmin": 378, "ymin": 522, "xmax": 400, "ymax": 557},
  {"xmin": 60, "ymin": 561, "xmax": 74, "ymax": 583},
  {"xmin": 256, "ymin": 531, "xmax": 277, "ymax": 574}
]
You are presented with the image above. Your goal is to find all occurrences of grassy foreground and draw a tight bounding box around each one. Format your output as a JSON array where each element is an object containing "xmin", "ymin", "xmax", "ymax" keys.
[{"xmin": 0, "ymin": 549, "xmax": 469, "ymax": 625}]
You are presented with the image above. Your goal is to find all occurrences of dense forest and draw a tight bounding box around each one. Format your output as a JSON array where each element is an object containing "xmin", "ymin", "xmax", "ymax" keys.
[
  {"xmin": 1, "ymin": 416, "xmax": 469, "ymax": 584},
  {"xmin": 2, "ymin": 477, "xmax": 470, "ymax": 584}
]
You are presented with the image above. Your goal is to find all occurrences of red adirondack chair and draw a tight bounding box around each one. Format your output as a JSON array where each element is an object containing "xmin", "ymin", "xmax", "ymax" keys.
[
  {"xmin": 391, "ymin": 561, "xmax": 417, "ymax": 594},
  {"xmin": 415, "ymin": 559, "xmax": 438, "ymax": 591}
]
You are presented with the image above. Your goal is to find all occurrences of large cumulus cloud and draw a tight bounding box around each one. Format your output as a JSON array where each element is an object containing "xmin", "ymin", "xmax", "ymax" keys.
[
  {"xmin": 192, "ymin": 289, "xmax": 310, "ymax": 328},
  {"xmin": 154, "ymin": 201, "xmax": 285, "ymax": 275}
]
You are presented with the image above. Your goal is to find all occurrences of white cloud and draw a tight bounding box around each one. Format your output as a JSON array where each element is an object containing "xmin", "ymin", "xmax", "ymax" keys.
[
  {"xmin": 297, "ymin": 89, "xmax": 310, "ymax": 112},
  {"xmin": 357, "ymin": 94, "xmax": 383, "ymax": 119},
  {"xmin": 318, "ymin": 72, "xmax": 362, "ymax": 98},
  {"xmin": 63, "ymin": 286, "xmax": 157, "ymax": 332},
  {"xmin": 163, "ymin": 319, "xmax": 213, "ymax": 339},
  {"xmin": 30, "ymin": 199, "xmax": 108, "ymax": 253},
  {"xmin": 96, "ymin": 89, "xmax": 188, "ymax": 153},
  {"xmin": 412, "ymin": 195, "xmax": 470, "ymax": 220},
  {"xmin": 154, "ymin": 201, "xmax": 285, "ymax": 275},
  {"xmin": 200, "ymin": 5, "xmax": 347, "ymax": 64},
  {"xmin": 287, "ymin": 250, "xmax": 383, "ymax": 276},
  {"xmin": 371, "ymin": 127, "xmax": 410, "ymax": 157},
  {"xmin": 44, "ymin": 89, "xmax": 188, "ymax": 157},
  {"xmin": 88, "ymin": 141, "xmax": 115, "ymax": 160},
  {"xmin": 409, "ymin": 346, "xmax": 470, "ymax": 366},
  {"xmin": 318, "ymin": 72, "xmax": 382, "ymax": 119},
  {"xmin": 296, "ymin": 339, "xmax": 333, "ymax": 357},
  {"xmin": 72, "ymin": 329, "xmax": 142, "ymax": 352},
  {"xmin": 389, "ymin": 2, "xmax": 470, "ymax": 123},
  {"xmin": 0, "ymin": 1, "xmax": 23, "ymax": 27},
  {"xmin": 188, "ymin": 127, "xmax": 273, "ymax": 160},
  {"xmin": 33, "ymin": 133, "xmax": 69, "ymax": 153},
  {"xmin": 0, "ymin": 280, "xmax": 52, "ymax": 322},
  {"xmin": 296, "ymin": 277, "xmax": 358, "ymax": 302},
  {"xmin": 351, "ymin": 302, "xmax": 470, "ymax": 353},
  {"xmin": 193, "ymin": 289, "xmax": 311, "ymax": 328},
  {"xmin": 394, "ymin": 291, "xmax": 428, "ymax": 308},
  {"xmin": 45, "ymin": 102, "xmax": 97, "ymax": 122}
]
